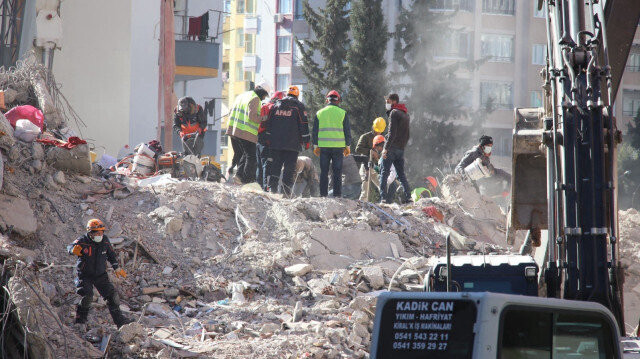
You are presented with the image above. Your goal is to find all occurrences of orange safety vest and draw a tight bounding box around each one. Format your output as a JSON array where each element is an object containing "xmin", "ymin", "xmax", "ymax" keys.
[{"xmin": 180, "ymin": 120, "xmax": 202, "ymax": 137}]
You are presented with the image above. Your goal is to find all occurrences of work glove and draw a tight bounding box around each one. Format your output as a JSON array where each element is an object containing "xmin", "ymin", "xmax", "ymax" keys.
[
  {"xmin": 115, "ymin": 268, "xmax": 127, "ymax": 279},
  {"xmin": 343, "ymin": 146, "xmax": 351, "ymax": 157},
  {"xmin": 313, "ymin": 146, "xmax": 321, "ymax": 157},
  {"xmin": 71, "ymin": 245, "xmax": 83, "ymax": 257}
]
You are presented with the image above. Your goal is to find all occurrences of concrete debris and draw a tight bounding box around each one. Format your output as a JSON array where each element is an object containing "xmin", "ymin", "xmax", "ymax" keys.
[
  {"xmin": 53, "ymin": 170, "xmax": 66, "ymax": 185},
  {"xmin": 3, "ymin": 134, "xmax": 639, "ymax": 359},
  {"xmin": 285, "ymin": 263, "xmax": 313, "ymax": 277}
]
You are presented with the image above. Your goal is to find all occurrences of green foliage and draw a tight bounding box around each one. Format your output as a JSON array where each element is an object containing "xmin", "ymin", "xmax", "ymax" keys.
[
  {"xmin": 296, "ymin": 0, "xmax": 350, "ymax": 118},
  {"xmin": 392, "ymin": 0, "xmax": 476, "ymax": 182},
  {"xmin": 345, "ymin": 0, "xmax": 389, "ymax": 137}
]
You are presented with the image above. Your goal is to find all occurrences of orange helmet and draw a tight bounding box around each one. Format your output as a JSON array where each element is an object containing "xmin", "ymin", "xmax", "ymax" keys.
[
  {"xmin": 373, "ymin": 135, "xmax": 386, "ymax": 146},
  {"xmin": 86, "ymin": 219, "xmax": 106, "ymax": 232},
  {"xmin": 425, "ymin": 176, "xmax": 438, "ymax": 188},
  {"xmin": 287, "ymin": 86, "xmax": 300, "ymax": 97}
]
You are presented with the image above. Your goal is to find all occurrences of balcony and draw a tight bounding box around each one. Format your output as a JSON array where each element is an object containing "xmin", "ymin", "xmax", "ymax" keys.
[
  {"xmin": 244, "ymin": 16, "xmax": 258, "ymax": 34},
  {"xmin": 243, "ymin": 55, "xmax": 258, "ymax": 69},
  {"xmin": 175, "ymin": 40, "xmax": 220, "ymax": 81}
]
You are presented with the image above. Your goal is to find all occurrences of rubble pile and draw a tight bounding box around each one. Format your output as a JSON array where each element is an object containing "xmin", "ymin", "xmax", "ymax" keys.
[{"xmin": 0, "ymin": 133, "xmax": 514, "ymax": 358}]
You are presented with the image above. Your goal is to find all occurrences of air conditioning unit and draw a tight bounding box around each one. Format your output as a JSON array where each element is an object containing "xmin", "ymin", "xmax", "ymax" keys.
[{"xmin": 274, "ymin": 13, "xmax": 284, "ymax": 23}]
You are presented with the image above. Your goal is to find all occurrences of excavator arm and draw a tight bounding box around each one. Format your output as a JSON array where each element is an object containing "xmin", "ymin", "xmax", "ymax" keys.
[{"xmin": 509, "ymin": 0, "xmax": 640, "ymax": 334}]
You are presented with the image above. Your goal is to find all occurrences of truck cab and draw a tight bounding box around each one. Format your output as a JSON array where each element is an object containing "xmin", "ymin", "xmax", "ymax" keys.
[
  {"xmin": 370, "ymin": 292, "xmax": 623, "ymax": 358},
  {"xmin": 426, "ymin": 254, "xmax": 538, "ymax": 296}
]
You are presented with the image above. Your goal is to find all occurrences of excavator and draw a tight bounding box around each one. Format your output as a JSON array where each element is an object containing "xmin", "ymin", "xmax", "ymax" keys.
[{"xmin": 370, "ymin": 0, "xmax": 640, "ymax": 357}]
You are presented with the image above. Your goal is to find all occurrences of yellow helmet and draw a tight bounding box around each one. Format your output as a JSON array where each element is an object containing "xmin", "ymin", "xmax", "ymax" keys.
[{"xmin": 373, "ymin": 117, "xmax": 386, "ymax": 133}]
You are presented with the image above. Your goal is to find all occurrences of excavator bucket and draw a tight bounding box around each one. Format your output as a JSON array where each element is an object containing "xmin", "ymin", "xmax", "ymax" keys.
[{"xmin": 506, "ymin": 108, "xmax": 547, "ymax": 245}]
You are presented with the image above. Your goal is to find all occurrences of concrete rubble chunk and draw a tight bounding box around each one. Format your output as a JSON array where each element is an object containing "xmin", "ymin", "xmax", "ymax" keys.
[
  {"xmin": 119, "ymin": 322, "xmax": 146, "ymax": 343},
  {"xmin": 0, "ymin": 194, "xmax": 37, "ymax": 236},
  {"xmin": 0, "ymin": 112, "xmax": 15, "ymax": 151},
  {"xmin": 361, "ymin": 266, "xmax": 385, "ymax": 289},
  {"xmin": 53, "ymin": 171, "xmax": 66, "ymax": 185},
  {"xmin": 145, "ymin": 303, "xmax": 173, "ymax": 318},
  {"xmin": 285, "ymin": 263, "xmax": 313, "ymax": 277}
]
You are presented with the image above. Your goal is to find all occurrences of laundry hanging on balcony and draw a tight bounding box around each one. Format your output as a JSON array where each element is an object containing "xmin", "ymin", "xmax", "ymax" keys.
[{"xmin": 188, "ymin": 12, "xmax": 209, "ymax": 41}]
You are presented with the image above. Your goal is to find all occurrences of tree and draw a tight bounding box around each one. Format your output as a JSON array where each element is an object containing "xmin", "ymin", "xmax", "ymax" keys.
[
  {"xmin": 618, "ymin": 109, "xmax": 640, "ymax": 208},
  {"xmin": 345, "ymin": 0, "xmax": 389, "ymax": 137},
  {"xmin": 392, "ymin": 0, "xmax": 476, "ymax": 181},
  {"xmin": 296, "ymin": 0, "xmax": 350, "ymax": 117}
]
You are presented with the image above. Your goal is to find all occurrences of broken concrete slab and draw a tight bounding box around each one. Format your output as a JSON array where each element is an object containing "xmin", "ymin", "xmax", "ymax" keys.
[
  {"xmin": 305, "ymin": 229, "xmax": 408, "ymax": 270},
  {"xmin": 0, "ymin": 112, "xmax": 15, "ymax": 151},
  {"xmin": 45, "ymin": 144, "xmax": 91, "ymax": 175},
  {"xmin": 361, "ymin": 266, "xmax": 385, "ymax": 289},
  {"xmin": 0, "ymin": 194, "xmax": 37, "ymax": 236},
  {"xmin": 285, "ymin": 263, "xmax": 313, "ymax": 277}
]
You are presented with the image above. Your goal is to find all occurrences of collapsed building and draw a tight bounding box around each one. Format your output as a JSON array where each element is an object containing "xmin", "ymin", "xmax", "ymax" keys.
[{"xmin": 0, "ymin": 62, "xmax": 640, "ymax": 358}]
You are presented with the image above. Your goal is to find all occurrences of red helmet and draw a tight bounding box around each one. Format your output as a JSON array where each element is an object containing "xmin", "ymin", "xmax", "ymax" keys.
[
  {"xmin": 373, "ymin": 135, "xmax": 386, "ymax": 146},
  {"xmin": 425, "ymin": 176, "xmax": 438, "ymax": 188},
  {"xmin": 271, "ymin": 91, "xmax": 285, "ymax": 102},
  {"xmin": 326, "ymin": 90, "xmax": 341, "ymax": 101}
]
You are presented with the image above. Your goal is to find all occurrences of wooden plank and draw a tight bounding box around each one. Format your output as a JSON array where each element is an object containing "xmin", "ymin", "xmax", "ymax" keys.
[{"xmin": 142, "ymin": 286, "xmax": 166, "ymax": 295}]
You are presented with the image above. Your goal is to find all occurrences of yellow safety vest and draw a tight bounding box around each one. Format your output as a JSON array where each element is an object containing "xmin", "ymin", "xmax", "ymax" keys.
[
  {"xmin": 317, "ymin": 105, "xmax": 346, "ymax": 148},
  {"xmin": 228, "ymin": 91, "xmax": 259, "ymax": 136}
]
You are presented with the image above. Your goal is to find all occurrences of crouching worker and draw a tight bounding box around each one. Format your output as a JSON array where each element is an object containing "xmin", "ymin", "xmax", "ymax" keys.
[{"xmin": 68, "ymin": 219, "xmax": 131, "ymax": 328}]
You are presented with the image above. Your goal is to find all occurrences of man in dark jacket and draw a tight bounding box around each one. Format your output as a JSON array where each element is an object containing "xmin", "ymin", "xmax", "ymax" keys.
[
  {"xmin": 380, "ymin": 93, "xmax": 411, "ymax": 203},
  {"xmin": 257, "ymin": 91, "xmax": 285, "ymax": 190},
  {"xmin": 173, "ymin": 97, "xmax": 207, "ymax": 156},
  {"xmin": 68, "ymin": 219, "xmax": 130, "ymax": 327},
  {"xmin": 455, "ymin": 135, "xmax": 510, "ymax": 181},
  {"xmin": 355, "ymin": 117, "xmax": 386, "ymax": 156},
  {"xmin": 264, "ymin": 86, "xmax": 311, "ymax": 195},
  {"xmin": 312, "ymin": 90, "xmax": 352, "ymax": 197}
]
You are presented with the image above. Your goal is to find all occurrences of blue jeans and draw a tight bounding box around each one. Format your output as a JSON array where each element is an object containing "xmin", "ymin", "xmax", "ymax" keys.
[
  {"xmin": 320, "ymin": 148, "xmax": 343, "ymax": 197},
  {"xmin": 380, "ymin": 148, "xmax": 411, "ymax": 202},
  {"xmin": 256, "ymin": 144, "xmax": 270, "ymax": 191},
  {"xmin": 268, "ymin": 149, "xmax": 298, "ymax": 195}
]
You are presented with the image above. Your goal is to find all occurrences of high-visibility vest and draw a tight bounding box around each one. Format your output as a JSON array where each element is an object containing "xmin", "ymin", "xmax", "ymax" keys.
[
  {"xmin": 316, "ymin": 105, "xmax": 346, "ymax": 148},
  {"xmin": 228, "ymin": 91, "xmax": 259, "ymax": 136},
  {"xmin": 411, "ymin": 187, "xmax": 432, "ymax": 202}
]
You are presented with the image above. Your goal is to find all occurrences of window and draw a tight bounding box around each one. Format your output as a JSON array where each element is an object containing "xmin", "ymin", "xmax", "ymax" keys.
[
  {"xmin": 481, "ymin": 81, "xmax": 513, "ymax": 109},
  {"xmin": 532, "ymin": 44, "xmax": 547, "ymax": 65},
  {"xmin": 627, "ymin": 45, "xmax": 640, "ymax": 72},
  {"xmin": 235, "ymin": 61, "xmax": 244, "ymax": 81},
  {"xmin": 236, "ymin": 29, "xmax": 244, "ymax": 48},
  {"xmin": 294, "ymin": 41, "xmax": 304, "ymax": 65},
  {"xmin": 530, "ymin": 91, "xmax": 543, "ymax": 107},
  {"xmin": 220, "ymin": 133, "xmax": 229, "ymax": 148},
  {"xmin": 533, "ymin": 2, "xmax": 547, "ymax": 18},
  {"xmin": 436, "ymin": 32, "xmax": 472, "ymax": 59},
  {"xmin": 500, "ymin": 308, "xmax": 618, "ymax": 358},
  {"xmin": 236, "ymin": 0, "xmax": 245, "ymax": 13},
  {"xmin": 245, "ymin": 0, "xmax": 255, "ymax": 13},
  {"xmin": 483, "ymin": 0, "xmax": 515, "ymax": 15},
  {"xmin": 623, "ymin": 89, "xmax": 640, "ymax": 117},
  {"xmin": 481, "ymin": 34, "xmax": 514, "ymax": 62},
  {"xmin": 277, "ymin": 74, "xmax": 290, "ymax": 92},
  {"xmin": 279, "ymin": 0, "xmax": 292, "ymax": 13},
  {"xmin": 295, "ymin": 0, "xmax": 304, "ymax": 19},
  {"xmin": 245, "ymin": 34, "xmax": 255, "ymax": 53},
  {"xmin": 431, "ymin": 0, "xmax": 474, "ymax": 11},
  {"xmin": 278, "ymin": 36, "xmax": 291, "ymax": 53},
  {"xmin": 224, "ymin": 0, "xmax": 231, "ymax": 14}
]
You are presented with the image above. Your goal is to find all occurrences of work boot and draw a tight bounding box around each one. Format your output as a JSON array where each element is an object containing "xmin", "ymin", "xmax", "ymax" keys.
[
  {"xmin": 75, "ymin": 306, "xmax": 89, "ymax": 324},
  {"xmin": 110, "ymin": 308, "xmax": 133, "ymax": 329}
]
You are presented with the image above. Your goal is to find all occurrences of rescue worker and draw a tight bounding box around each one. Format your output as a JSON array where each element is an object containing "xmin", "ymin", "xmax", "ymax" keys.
[
  {"xmin": 312, "ymin": 90, "xmax": 352, "ymax": 197},
  {"xmin": 68, "ymin": 219, "xmax": 131, "ymax": 328},
  {"xmin": 411, "ymin": 176, "xmax": 439, "ymax": 202},
  {"xmin": 173, "ymin": 97, "xmax": 207, "ymax": 157},
  {"xmin": 355, "ymin": 117, "xmax": 386, "ymax": 156},
  {"xmin": 454, "ymin": 135, "xmax": 510, "ymax": 181},
  {"xmin": 292, "ymin": 156, "xmax": 319, "ymax": 197},
  {"xmin": 227, "ymin": 85, "xmax": 270, "ymax": 184},
  {"xmin": 257, "ymin": 91, "xmax": 285, "ymax": 190},
  {"xmin": 380, "ymin": 93, "xmax": 411, "ymax": 204},
  {"xmin": 264, "ymin": 86, "xmax": 311, "ymax": 195}
]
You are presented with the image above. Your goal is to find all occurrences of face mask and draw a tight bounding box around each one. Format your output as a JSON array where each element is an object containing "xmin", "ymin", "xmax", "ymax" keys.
[
  {"xmin": 385, "ymin": 103, "xmax": 392, "ymax": 111},
  {"xmin": 92, "ymin": 235, "xmax": 103, "ymax": 243},
  {"xmin": 483, "ymin": 146, "xmax": 492, "ymax": 154}
]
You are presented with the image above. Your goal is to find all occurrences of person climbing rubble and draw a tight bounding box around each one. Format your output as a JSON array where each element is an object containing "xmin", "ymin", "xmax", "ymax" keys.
[
  {"xmin": 263, "ymin": 86, "xmax": 310, "ymax": 195},
  {"xmin": 411, "ymin": 176, "xmax": 439, "ymax": 202},
  {"xmin": 68, "ymin": 219, "xmax": 131, "ymax": 328},
  {"xmin": 312, "ymin": 90, "xmax": 352, "ymax": 198},
  {"xmin": 257, "ymin": 91, "xmax": 285, "ymax": 191},
  {"xmin": 292, "ymin": 156, "xmax": 319, "ymax": 197},
  {"xmin": 227, "ymin": 85, "xmax": 270, "ymax": 184},
  {"xmin": 173, "ymin": 96, "xmax": 207, "ymax": 157},
  {"xmin": 454, "ymin": 135, "xmax": 511, "ymax": 182}
]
